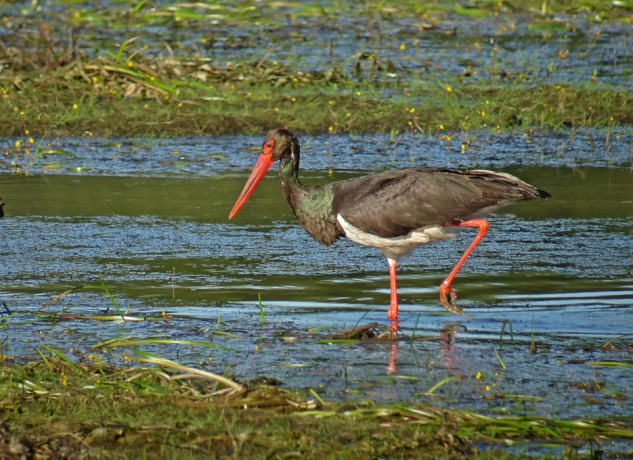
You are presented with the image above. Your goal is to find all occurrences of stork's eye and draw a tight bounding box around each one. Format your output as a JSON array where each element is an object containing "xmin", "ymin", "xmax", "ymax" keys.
[{"xmin": 266, "ymin": 141, "xmax": 273, "ymax": 149}]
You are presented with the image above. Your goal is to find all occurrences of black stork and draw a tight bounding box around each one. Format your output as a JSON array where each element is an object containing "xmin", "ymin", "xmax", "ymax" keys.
[{"xmin": 229, "ymin": 129, "xmax": 549, "ymax": 322}]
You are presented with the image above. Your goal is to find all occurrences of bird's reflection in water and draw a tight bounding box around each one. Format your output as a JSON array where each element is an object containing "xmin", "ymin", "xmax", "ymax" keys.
[
  {"xmin": 387, "ymin": 319, "xmax": 399, "ymax": 373},
  {"xmin": 388, "ymin": 343, "xmax": 398, "ymax": 374},
  {"xmin": 440, "ymin": 322, "xmax": 467, "ymax": 352},
  {"xmin": 386, "ymin": 320, "xmax": 467, "ymax": 374}
]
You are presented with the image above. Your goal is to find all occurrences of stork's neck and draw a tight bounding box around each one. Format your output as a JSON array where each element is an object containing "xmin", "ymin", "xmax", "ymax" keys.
[{"xmin": 278, "ymin": 143, "xmax": 307, "ymax": 207}]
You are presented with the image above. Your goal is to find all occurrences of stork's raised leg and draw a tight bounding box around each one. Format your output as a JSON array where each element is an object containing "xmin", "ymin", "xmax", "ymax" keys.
[{"xmin": 439, "ymin": 219, "xmax": 488, "ymax": 319}]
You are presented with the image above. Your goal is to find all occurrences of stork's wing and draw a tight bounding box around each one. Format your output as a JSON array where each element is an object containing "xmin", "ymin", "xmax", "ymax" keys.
[{"xmin": 332, "ymin": 168, "xmax": 546, "ymax": 238}]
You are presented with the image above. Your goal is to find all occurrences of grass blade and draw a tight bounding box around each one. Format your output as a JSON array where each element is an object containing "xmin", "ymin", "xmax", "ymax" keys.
[
  {"xmin": 99, "ymin": 277, "xmax": 125, "ymax": 321},
  {"xmin": 40, "ymin": 343, "xmax": 82, "ymax": 375},
  {"xmin": 427, "ymin": 376, "xmax": 460, "ymax": 395},
  {"xmin": 130, "ymin": 350, "xmax": 243, "ymax": 391},
  {"xmin": 258, "ymin": 292, "xmax": 265, "ymax": 327},
  {"xmin": 493, "ymin": 348, "xmax": 507, "ymax": 370}
]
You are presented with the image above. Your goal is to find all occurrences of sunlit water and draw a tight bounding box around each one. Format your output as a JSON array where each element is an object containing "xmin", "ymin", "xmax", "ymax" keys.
[{"xmin": 0, "ymin": 130, "xmax": 632, "ymax": 425}]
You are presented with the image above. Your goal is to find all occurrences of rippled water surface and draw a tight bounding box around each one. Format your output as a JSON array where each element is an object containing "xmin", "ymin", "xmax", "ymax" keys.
[{"xmin": 1, "ymin": 130, "xmax": 632, "ymax": 424}]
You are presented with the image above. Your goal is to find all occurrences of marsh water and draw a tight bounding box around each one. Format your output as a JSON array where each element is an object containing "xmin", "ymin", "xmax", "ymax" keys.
[
  {"xmin": 1, "ymin": 130, "xmax": 632, "ymax": 427},
  {"xmin": 3, "ymin": 1, "xmax": 632, "ymax": 91}
]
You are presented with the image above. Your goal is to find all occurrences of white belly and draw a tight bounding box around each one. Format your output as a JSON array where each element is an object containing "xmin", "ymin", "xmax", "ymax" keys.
[{"xmin": 337, "ymin": 214, "xmax": 461, "ymax": 262}]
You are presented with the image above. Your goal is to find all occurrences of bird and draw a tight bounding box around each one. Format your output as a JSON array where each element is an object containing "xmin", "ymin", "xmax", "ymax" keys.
[{"xmin": 229, "ymin": 128, "xmax": 550, "ymax": 323}]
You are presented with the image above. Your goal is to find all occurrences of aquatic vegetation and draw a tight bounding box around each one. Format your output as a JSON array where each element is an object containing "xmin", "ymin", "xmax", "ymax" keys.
[
  {"xmin": 0, "ymin": 355, "xmax": 631, "ymax": 458},
  {"xmin": 0, "ymin": 0, "xmax": 631, "ymax": 136}
]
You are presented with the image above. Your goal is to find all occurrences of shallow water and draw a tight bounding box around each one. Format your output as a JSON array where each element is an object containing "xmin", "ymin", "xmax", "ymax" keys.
[{"xmin": 0, "ymin": 130, "xmax": 632, "ymax": 426}]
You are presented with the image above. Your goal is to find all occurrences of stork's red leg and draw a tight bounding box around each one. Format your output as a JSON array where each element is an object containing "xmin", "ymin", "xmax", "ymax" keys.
[
  {"xmin": 387, "ymin": 258, "xmax": 399, "ymax": 320},
  {"xmin": 439, "ymin": 219, "xmax": 488, "ymax": 319}
]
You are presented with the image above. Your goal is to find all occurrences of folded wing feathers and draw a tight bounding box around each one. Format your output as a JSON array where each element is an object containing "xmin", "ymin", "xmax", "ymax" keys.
[{"xmin": 335, "ymin": 168, "xmax": 544, "ymax": 238}]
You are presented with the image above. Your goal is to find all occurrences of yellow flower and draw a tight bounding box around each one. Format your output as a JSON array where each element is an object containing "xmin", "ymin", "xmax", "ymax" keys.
[
  {"xmin": 346, "ymin": 113, "xmax": 351, "ymax": 117},
  {"xmin": 446, "ymin": 85, "xmax": 452, "ymax": 92},
  {"xmin": 485, "ymin": 385, "xmax": 491, "ymax": 391},
  {"xmin": 29, "ymin": 138, "xmax": 34, "ymax": 143},
  {"xmin": 14, "ymin": 140, "xmax": 20, "ymax": 148},
  {"xmin": 328, "ymin": 100, "xmax": 334, "ymax": 105},
  {"xmin": 291, "ymin": 97, "xmax": 296, "ymax": 102},
  {"xmin": 328, "ymin": 126, "xmax": 334, "ymax": 131},
  {"xmin": 73, "ymin": 104, "xmax": 78, "ymax": 109},
  {"xmin": 475, "ymin": 371, "xmax": 482, "ymax": 379},
  {"xmin": 92, "ymin": 76, "xmax": 98, "ymax": 83},
  {"xmin": 400, "ymin": 43, "xmax": 406, "ymax": 50},
  {"xmin": 410, "ymin": 108, "xmax": 415, "ymax": 113},
  {"xmin": 128, "ymin": 61, "xmax": 134, "ymax": 68},
  {"xmin": 439, "ymin": 124, "xmax": 444, "ymax": 130}
]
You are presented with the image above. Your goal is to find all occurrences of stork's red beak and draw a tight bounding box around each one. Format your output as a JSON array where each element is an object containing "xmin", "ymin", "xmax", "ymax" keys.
[{"xmin": 229, "ymin": 152, "xmax": 274, "ymax": 219}]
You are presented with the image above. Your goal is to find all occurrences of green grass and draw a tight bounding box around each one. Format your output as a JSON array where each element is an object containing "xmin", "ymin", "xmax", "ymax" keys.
[
  {"xmin": 1, "ymin": 61, "xmax": 630, "ymax": 137},
  {"xmin": 0, "ymin": 357, "xmax": 631, "ymax": 459},
  {"xmin": 0, "ymin": 0, "xmax": 631, "ymax": 137}
]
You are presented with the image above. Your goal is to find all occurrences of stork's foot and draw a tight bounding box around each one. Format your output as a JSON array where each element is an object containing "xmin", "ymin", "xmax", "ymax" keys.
[{"xmin": 439, "ymin": 282, "xmax": 473, "ymax": 320}]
